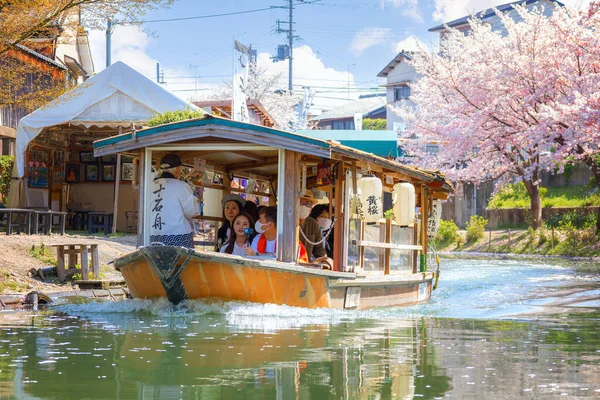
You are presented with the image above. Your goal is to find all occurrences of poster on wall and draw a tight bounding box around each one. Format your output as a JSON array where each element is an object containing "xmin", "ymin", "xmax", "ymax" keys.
[
  {"xmin": 85, "ymin": 164, "xmax": 99, "ymax": 182},
  {"xmin": 65, "ymin": 164, "xmax": 80, "ymax": 183}
]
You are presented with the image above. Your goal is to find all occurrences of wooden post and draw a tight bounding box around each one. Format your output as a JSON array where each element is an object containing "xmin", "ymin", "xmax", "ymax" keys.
[
  {"xmin": 413, "ymin": 220, "xmax": 418, "ymax": 274},
  {"xmin": 112, "ymin": 153, "xmax": 122, "ymax": 234},
  {"xmin": 68, "ymin": 245, "xmax": 77, "ymax": 271},
  {"xmin": 57, "ymin": 246, "xmax": 65, "ymax": 282},
  {"xmin": 81, "ymin": 245, "xmax": 89, "ymax": 281},
  {"xmin": 359, "ymin": 221, "xmax": 365, "ymax": 271},
  {"xmin": 279, "ymin": 150, "xmax": 298, "ymax": 263},
  {"xmin": 420, "ymin": 186, "xmax": 428, "ymax": 271},
  {"xmin": 137, "ymin": 149, "xmax": 146, "ymax": 247},
  {"xmin": 551, "ymin": 227, "xmax": 554, "ymax": 249},
  {"xmin": 488, "ymin": 228, "xmax": 492, "ymax": 251},
  {"xmin": 384, "ymin": 218, "xmax": 392, "ymax": 275},
  {"xmin": 333, "ymin": 162, "xmax": 345, "ymax": 272},
  {"xmin": 91, "ymin": 244, "xmax": 100, "ymax": 279},
  {"xmin": 508, "ymin": 228, "xmax": 511, "ymax": 249}
]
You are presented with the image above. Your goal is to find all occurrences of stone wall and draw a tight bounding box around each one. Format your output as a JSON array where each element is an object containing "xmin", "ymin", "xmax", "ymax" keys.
[{"xmin": 485, "ymin": 206, "xmax": 600, "ymax": 228}]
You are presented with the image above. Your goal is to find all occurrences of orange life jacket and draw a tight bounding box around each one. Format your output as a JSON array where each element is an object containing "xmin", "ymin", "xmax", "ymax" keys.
[{"xmin": 257, "ymin": 234, "xmax": 276, "ymax": 254}]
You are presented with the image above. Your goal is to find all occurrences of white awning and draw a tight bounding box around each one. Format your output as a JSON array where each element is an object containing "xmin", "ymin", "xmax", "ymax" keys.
[{"xmin": 16, "ymin": 61, "xmax": 196, "ymax": 177}]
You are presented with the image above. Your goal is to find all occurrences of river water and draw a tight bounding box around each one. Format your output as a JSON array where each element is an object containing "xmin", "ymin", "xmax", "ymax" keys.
[{"xmin": 1, "ymin": 258, "xmax": 599, "ymax": 399}]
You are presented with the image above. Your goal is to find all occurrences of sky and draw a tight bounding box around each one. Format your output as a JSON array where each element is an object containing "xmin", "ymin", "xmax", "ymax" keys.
[{"xmin": 87, "ymin": 0, "xmax": 591, "ymax": 113}]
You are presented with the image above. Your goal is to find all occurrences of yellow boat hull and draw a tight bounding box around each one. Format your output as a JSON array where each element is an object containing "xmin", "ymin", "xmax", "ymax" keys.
[{"xmin": 115, "ymin": 246, "xmax": 433, "ymax": 310}]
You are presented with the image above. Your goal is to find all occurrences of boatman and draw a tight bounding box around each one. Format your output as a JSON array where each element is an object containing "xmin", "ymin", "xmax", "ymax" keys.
[{"xmin": 150, "ymin": 154, "xmax": 199, "ymax": 249}]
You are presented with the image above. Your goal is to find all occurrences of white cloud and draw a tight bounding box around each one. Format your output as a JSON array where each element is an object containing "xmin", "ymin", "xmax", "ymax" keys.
[
  {"xmin": 381, "ymin": 0, "xmax": 423, "ymax": 22},
  {"xmin": 257, "ymin": 45, "xmax": 360, "ymax": 112},
  {"xmin": 394, "ymin": 35, "xmax": 428, "ymax": 53},
  {"xmin": 89, "ymin": 26, "xmax": 206, "ymax": 101},
  {"xmin": 350, "ymin": 27, "xmax": 393, "ymax": 56}
]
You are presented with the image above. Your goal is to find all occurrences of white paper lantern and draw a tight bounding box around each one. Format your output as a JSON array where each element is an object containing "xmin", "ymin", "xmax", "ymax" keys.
[
  {"xmin": 358, "ymin": 175, "xmax": 383, "ymax": 222},
  {"xmin": 393, "ymin": 182, "xmax": 415, "ymax": 226},
  {"xmin": 427, "ymin": 199, "xmax": 442, "ymax": 238}
]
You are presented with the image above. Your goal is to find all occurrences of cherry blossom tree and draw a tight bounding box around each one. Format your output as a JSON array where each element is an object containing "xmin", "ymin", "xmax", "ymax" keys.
[{"xmin": 395, "ymin": 3, "xmax": 600, "ymax": 229}]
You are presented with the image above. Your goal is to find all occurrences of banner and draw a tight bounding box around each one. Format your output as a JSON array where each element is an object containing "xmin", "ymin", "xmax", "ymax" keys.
[
  {"xmin": 353, "ymin": 112, "xmax": 363, "ymax": 130},
  {"xmin": 233, "ymin": 40, "xmax": 250, "ymax": 122}
]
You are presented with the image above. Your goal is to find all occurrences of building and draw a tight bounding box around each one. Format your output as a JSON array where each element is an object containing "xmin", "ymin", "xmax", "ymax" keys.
[
  {"xmin": 0, "ymin": 8, "xmax": 94, "ymax": 157},
  {"xmin": 376, "ymin": 52, "xmax": 419, "ymax": 132},
  {"xmin": 428, "ymin": 0, "xmax": 564, "ymax": 44},
  {"xmin": 309, "ymin": 95, "xmax": 386, "ymax": 130}
]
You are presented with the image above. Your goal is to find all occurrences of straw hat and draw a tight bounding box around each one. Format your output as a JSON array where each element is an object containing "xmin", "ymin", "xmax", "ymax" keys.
[{"xmin": 300, "ymin": 190, "xmax": 318, "ymax": 205}]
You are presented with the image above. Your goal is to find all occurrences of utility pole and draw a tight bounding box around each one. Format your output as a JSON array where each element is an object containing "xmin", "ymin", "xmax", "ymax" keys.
[
  {"xmin": 288, "ymin": 0, "xmax": 293, "ymax": 93},
  {"xmin": 105, "ymin": 19, "xmax": 113, "ymax": 67},
  {"xmin": 274, "ymin": 0, "xmax": 297, "ymax": 94}
]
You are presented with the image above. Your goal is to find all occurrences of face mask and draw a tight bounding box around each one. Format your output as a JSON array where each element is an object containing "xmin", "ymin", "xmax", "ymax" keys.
[
  {"xmin": 299, "ymin": 205, "xmax": 312, "ymax": 220},
  {"xmin": 255, "ymin": 220, "xmax": 269, "ymax": 234},
  {"xmin": 317, "ymin": 217, "xmax": 332, "ymax": 231}
]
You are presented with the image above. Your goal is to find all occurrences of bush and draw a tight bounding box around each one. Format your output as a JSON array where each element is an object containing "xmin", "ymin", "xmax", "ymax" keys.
[
  {"xmin": 146, "ymin": 107, "xmax": 206, "ymax": 127},
  {"xmin": 362, "ymin": 118, "xmax": 387, "ymax": 130},
  {"xmin": 434, "ymin": 219, "xmax": 459, "ymax": 247},
  {"xmin": 0, "ymin": 155, "xmax": 14, "ymax": 205},
  {"xmin": 465, "ymin": 215, "xmax": 488, "ymax": 243},
  {"xmin": 545, "ymin": 210, "xmax": 597, "ymax": 230}
]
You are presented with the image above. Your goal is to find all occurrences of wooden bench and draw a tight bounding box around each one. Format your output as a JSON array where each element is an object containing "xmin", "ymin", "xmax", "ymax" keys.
[
  {"xmin": 52, "ymin": 243, "xmax": 100, "ymax": 282},
  {"xmin": 88, "ymin": 212, "xmax": 113, "ymax": 235},
  {"xmin": 31, "ymin": 210, "xmax": 67, "ymax": 235},
  {"xmin": 0, "ymin": 208, "xmax": 32, "ymax": 235}
]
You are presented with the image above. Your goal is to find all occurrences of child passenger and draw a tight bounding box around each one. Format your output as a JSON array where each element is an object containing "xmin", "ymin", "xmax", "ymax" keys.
[
  {"xmin": 220, "ymin": 211, "xmax": 255, "ymax": 256},
  {"xmin": 245, "ymin": 206, "xmax": 277, "ymax": 257}
]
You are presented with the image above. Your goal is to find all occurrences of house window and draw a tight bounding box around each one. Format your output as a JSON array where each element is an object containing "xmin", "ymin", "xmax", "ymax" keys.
[
  {"xmin": 332, "ymin": 120, "xmax": 355, "ymax": 130},
  {"xmin": 425, "ymin": 144, "xmax": 440, "ymax": 155},
  {"xmin": 394, "ymin": 86, "xmax": 411, "ymax": 101}
]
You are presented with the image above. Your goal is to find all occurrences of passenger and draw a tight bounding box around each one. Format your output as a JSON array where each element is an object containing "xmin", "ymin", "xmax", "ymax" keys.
[
  {"xmin": 298, "ymin": 190, "xmax": 327, "ymax": 261},
  {"xmin": 215, "ymin": 194, "xmax": 246, "ymax": 252},
  {"xmin": 149, "ymin": 154, "xmax": 199, "ymax": 249},
  {"xmin": 244, "ymin": 200, "xmax": 259, "ymax": 225},
  {"xmin": 246, "ymin": 206, "xmax": 277, "ymax": 257},
  {"xmin": 309, "ymin": 204, "xmax": 334, "ymax": 258},
  {"xmin": 220, "ymin": 211, "xmax": 255, "ymax": 256}
]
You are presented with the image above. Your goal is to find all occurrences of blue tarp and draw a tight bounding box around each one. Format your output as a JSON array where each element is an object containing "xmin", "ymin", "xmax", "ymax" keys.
[{"xmin": 296, "ymin": 130, "xmax": 400, "ymax": 158}]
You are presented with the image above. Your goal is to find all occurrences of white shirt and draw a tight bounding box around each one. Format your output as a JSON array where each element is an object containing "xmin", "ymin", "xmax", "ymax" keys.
[
  {"xmin": 150, "ymin": 177, "xmax": 199, "ymax": 237},
  {"xmin": 220, "ymin": 241, "xmax": 248, "ymax": 256},
  {"xmin": 251, "ymin": 234, "xmax": 276, "ymax": 254}
]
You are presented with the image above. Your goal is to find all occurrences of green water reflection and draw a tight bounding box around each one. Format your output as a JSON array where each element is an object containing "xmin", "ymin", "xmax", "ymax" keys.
[{"xmin": 0, "ymin": 308, "xmax": 599, "ymax": 399}]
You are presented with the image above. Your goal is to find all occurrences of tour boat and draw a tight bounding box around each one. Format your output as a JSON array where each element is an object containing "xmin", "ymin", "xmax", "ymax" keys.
[{"xmin": 94, "ymin": 115, "xmax": 452, "ymax": 309}]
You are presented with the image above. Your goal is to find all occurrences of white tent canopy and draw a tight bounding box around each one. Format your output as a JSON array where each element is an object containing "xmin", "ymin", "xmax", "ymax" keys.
[{"xmin": 16, "ymin": 61, "xmax": 196, "ymax": 177}]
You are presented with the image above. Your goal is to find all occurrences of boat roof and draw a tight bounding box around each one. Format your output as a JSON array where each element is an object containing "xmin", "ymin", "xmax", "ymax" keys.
[{"xmin": 93, "ymin": 115, "xmax": 452, "ymax": 194}]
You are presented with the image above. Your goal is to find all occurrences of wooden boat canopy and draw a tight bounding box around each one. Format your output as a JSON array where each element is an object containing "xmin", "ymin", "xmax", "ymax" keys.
[{"xmin": 93, "ymin": 115, "xmax": 452, "ymax": 196}]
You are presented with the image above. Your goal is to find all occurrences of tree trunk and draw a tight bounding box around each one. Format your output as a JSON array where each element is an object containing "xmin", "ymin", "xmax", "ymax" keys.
[
  {"xmin": 523, "ymin": 180, "xmax": 542, "ymax": 229},
  {"xmin": 581, "ymin": 155, "xmax": 600, "ymax": 232}
]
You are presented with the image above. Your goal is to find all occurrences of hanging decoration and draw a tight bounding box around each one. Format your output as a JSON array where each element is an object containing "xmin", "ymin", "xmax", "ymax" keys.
[
  {"xmin": 358, "ymin": 175, "xmax": 383, "ymax": 222},
  {"xmin": 427, "ymin": 199, "xmax": 442, "ymax": 238},
  {"xmin": 393, "ymin": 182, "xmax": 415, "ymax": 226}
]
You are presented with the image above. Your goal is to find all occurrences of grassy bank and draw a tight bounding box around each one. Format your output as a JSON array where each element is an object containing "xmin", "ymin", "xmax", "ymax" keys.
[{"xmin": 436, "ymin": 227, "xmax": 600, "ymax": 258}]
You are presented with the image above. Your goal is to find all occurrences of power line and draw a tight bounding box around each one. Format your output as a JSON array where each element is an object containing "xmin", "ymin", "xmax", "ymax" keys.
[{"xmin": 140, "ymin": 7, "xmax": 273, "ymax": 23}]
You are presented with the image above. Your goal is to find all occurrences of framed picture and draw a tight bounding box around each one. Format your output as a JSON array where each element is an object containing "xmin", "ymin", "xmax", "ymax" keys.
[
  {"xmin": 122, "ymin": 162, "xmax": 134, "ymax": 181},
  {"xmin": 102, "ymin": 154, "xmax": 117, "ymax": 163},
  {"xmin": 85, "ymin": 164, "xmax": 99, "ymax": 182},
  {"xmin": 79, "ymin": 151, "xmax": 96, "ymax": 163},
  {"xmin": 102, "ymin": 164, "xmax": 116, "ymax": 182},
  {"xmin": 65, "ymin": 164, "xmax": 80, "ymax": 183}
]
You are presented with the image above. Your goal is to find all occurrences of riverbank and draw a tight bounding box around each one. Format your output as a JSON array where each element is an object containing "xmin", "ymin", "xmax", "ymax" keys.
[
  {"xmin": 0, "ymin": 233, "xmax": 135, "ymax": 294},
  {"xmin": 437, "ymin": 228, "xmax": 600, "ymax": 260}
]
